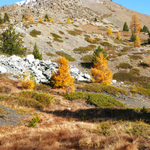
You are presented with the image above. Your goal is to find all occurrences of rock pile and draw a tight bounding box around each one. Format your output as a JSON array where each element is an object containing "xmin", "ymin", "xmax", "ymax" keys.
[{"xmin": 0, "ymin": 54, "xmax": 91, "ymax": 83}]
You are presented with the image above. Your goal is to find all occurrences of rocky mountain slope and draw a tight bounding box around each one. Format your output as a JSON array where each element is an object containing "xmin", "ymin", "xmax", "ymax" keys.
[{"xmin": 0, "ymin": 0, "xmax": 150, "ymax": 77}]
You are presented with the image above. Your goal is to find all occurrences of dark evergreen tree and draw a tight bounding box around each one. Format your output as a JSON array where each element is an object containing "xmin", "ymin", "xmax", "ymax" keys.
[
  {"xmin": 0, "ymin": 17, "xmax": 3, "ymax": 24},
  {"xmin": 33, "ymin": 43, "xmax": 42, "ymax": 60},
  {"xmin": 92, "ymin": 46, "xmax": 107, "ymax": 63},
  {"xmin": 123, "ymin": 22, "xmax": 129, "ymax": 31},
  {"xmin": 130, "ymin": 32, "xmax": 136, "ymax": 42},
  {"xmin": 94, "ymin": 17, "xmax": 97, "ymax": 21},
  {"xmin": 141, "ymin": 25, "xmax": 149, "ymax": 33},
  {"xmin": 22, "ymin": 14, "xmax": 26, "ymax": 20},
  {"xmin": 3, "ymin": 13, "xmax": 10, "ymax": 23},
  {"xmin": 44, "ymin": 14, "xmax": 49, "ymax": 21},
  {"xmin": 0, "ymin": 26, "xmax": 26, "ymax": 55}
]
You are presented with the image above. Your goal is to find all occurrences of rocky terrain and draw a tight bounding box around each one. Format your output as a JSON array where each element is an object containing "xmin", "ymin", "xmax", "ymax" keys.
[{"xmin": 0, "ymin": 1, "xmax": 150, "ymax": 150}]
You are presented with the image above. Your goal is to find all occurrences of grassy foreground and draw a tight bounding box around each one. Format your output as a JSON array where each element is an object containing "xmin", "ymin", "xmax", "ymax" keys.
[{"xmin": 0, "ymin": 75, "xmax": 150, "ymax": 150}]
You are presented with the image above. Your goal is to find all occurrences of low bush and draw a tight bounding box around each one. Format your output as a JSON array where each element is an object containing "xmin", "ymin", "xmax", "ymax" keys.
[
  {"xmin": 29, "ymin": 114, "xmax": 42, "ymax": 127},
  {"xmin": 118, "ymin": 53, "xmax": 122, "ymax": 56},
  {"xmin": 113, "ymin": 73, "xmax": 150, "ymax": 87},
  {"xmin": 56, "ymin": 51, "xmax": 76, "ymax": 61},
  {"xmin": 81, "ymin": 55, "xmax": 93, "ymax": 62},
  {"xmin": 130, "ymin": 85, "xmax": 150, "ymax": 97},
  {"xmin": 77, "ymin": 83, "xmax": 129, "ymax": 96},
  {"xmin": 117, "ymin": 63, "xmax": 132, "ymax": 69},
  {"xmin": 19, "ymin": 91, "xmax": 55, "ymax": 106},
  {"xmin": 121, "ymin": 47, "xmax": 129, "ymax": 52},
  {"xmin": 21, "ymin": 80, "xmax": 35, "ymax": 90},
  {"xmin": 100, "ymin": 42, "xmax": 116, "ymax": 50},
  {"xmin": 129, "ymin": 55, "xmax": 143, "ymax": 60},
  {"xmin": 84, "ymin": 38, "xmax": 97, "ymax": 44},
  {"xmin": 30, "ymin": 29, "xmax": 41, "ymax": 37},
  {"xmin": 113, "ymin": 73, "xmax": 135, "ymax": 81},
  {"xmin": 73, "ymin": 46, "xmax": 93, "ymax": 54},
  {"xmin": 65, "ymin": 92, "xmax": 125, "ymax": 108},
  {"xmin": 0, "ymin": 94, "xmax": 44, "ymax": 109},
  {"xmin": 51, "ymin": 33, "xmax": 63, "ymax": 42},
  {"xmin": 46, "ymin": 52, "xmax": 55, "ymax": 57},
  {"xmin": 68, "ymin": 29, "xmax": 83, "ymax": 36},
  {"xmin": 129, "ymin": 68, "xmax": 140, "ymax": 76}
]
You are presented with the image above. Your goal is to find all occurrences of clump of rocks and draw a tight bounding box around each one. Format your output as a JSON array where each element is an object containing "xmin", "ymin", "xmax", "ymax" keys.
[{"xmin": 0, "ymin": 54, "xmax": 91, "ymax": 83}]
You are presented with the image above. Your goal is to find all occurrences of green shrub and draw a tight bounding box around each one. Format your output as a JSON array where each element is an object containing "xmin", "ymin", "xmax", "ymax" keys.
[
  {"xmin": 65, "ymin": 92, "xmax": 125, "ymax": 108},
  {"xmin": 0, "ymin": 94, "xmax": 44, "ymax": 109},
  {"xmin": 84, "ymin": 37, "xmax": 98, "ymax": 44},
  {"xmin": 147, "ymin": 83, "xmax": 150, "ymax": 89},
  {"xmin": 121, "ymin": 47, "xmax": 129, "ymax": 52},
  {"xmin": 68, "ymin": 29, "xmax": 83, "ymax": 36},
  {"xmin": 81, "ymin": 55, "xmax": 93, "ymax": 62},
  {"xmin": 129, "ymin": 55, "xmax": 143, "ymax": 60},
  {"xmin": 129, "ymin": 68, "xmax": 140, "ymax": 76},
  {"xmin": 118, "ymin": 53, "xmax": 122, "ymax": 56},
  {"xmin": 73, "ymin": 46, "xmax": 92, "ymax": 54},
  {"xmin": 29, "ymin": 114, "xmax": 41, "ymax": 127},
  {"xmin": 130, "ymin": 86, "xmax": 150, "ymax": 97},
  {"xmin": 117, "ymin": 63, "xmax": 132, "ymax": 69},
  {"xmin": 100, "ymin": 42, "xmax": 116, "ymax": 50},
  {"xmin": 56, "ymin": 51, "xmax": 76, "ymax": 61},
  {"xmin": 51, "ymin": 33, "xmax": 63, "ymax": 42},
  {"xmin": 113, "ymin": 73, "xmax": 135, "ymax": 81},
  {"xmin": 20, "ymin": 91, "xmax": 55, "ymax": 106},
  {"xmin": 46, "ymin": 52, "xmax": 55, "ymax": 57},
  {"xmin": 77, "ymin": 83, "xmax": 129, "ymax": 96},
  {"xmin": 30, "ymin": 29, "xmax": 41, "ymax": 37}
]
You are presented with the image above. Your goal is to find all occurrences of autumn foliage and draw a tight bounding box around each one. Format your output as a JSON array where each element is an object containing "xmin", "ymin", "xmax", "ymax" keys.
[
  {"xmin": 39, "ymin": 17, "xmax": 43, "ymax": 22},
  {"xmin": 21, "ymin": 72, "xmax": 35, "ymax": 90},
  {"xmin": 130, "ymin": 14, "xmax": 141, "ymax": 33},
  {"xmin": 91, "ymin": 53, "xmax": 112, "ymax": 85},
  {"xmin": 134, "ymin": 35, "xmax": 141, "ymax": 47},
  {"xmin": 107, "ymin": 26, "xmax": 112, "ymax": 36},
  {"xmin": 67, "ymin": 18, "xmax": 71, "ymax": 24},
  {"xmin": 117, "ymin": 31, "xmax": 121, "ymax": 40},
  {"xmin": 50, "ymin": 17, "xmax": 54, "ymax": 23},
  {"xmin": 51, "ymin": 57, "xmax": 74, "ymax": 88}
]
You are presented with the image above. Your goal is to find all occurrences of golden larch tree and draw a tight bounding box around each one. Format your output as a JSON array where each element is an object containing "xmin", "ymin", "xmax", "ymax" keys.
[
  {"xmin": 117, "ymin": 31, "xmax": 121, "ymax": 40},
  {"xmin": 50, "ymin": 17, "xmax": 54, "ymax": 23},
  {"xmin": 28, "ymin": 16, "xmax": 34, "ymax": 22},
  {"xmin": 71, "ymin": 17, "xmax": 74, "ymax": 21},
  {"xmin": 89, "ymin": 37, "xmax": 93, "ymax": 43},
  {"xmin": 51, "ymin": 57, "xmax": 74, "ymax": 88},
  {"xmin": 107, "ymin": 26, "xmax": 112, "ymax": 36},
  {"xmin": 134, "ymin": 35, "xmax": 141, "ymax": 47},
  {"xmin": 67, "ymin": 18, "xmax": 71, "ymax": 24},
  {"xmin": 130, "ymin": 13, "xmax": 141, "ymax": 33},
  {"xmin": 39, "ymin": 17, "xmax": 43, "ymax": 22},
  {"xmin": 91, "ymin": 53, "xmax": 112, "ymax": 85}
]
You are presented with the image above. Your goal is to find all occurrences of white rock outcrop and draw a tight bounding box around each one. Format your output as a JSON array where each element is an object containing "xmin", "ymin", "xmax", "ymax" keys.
[{"xmin": 0, "ymin": 55, "xmax": 91, "ymax": 83}]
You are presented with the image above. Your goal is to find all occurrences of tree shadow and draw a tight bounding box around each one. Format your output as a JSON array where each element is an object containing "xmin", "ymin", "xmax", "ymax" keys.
[
  {"xmin": 43, "ymin": 107, "xmax": 150, "ymax": 123},
  {"xmin": 80, "ymin": 62, "xmax": 93, "ymax": 69}
]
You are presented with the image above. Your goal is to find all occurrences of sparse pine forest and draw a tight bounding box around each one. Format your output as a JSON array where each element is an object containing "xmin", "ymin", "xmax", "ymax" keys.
[{"xmin": 0, "ymin": 2, "xmax": 150, "ymax": 150}]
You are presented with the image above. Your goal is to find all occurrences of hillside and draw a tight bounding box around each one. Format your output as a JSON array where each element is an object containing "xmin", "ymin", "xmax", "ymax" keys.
[{"xmin": 0, "ymin": 0, "xmax": 150, "ymax": 150}]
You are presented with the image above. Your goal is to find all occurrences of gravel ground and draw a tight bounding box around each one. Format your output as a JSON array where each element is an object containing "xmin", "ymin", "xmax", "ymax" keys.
[{"xmin": 0, "ymin": 105, "xmax": 28, "ymax": 127}]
